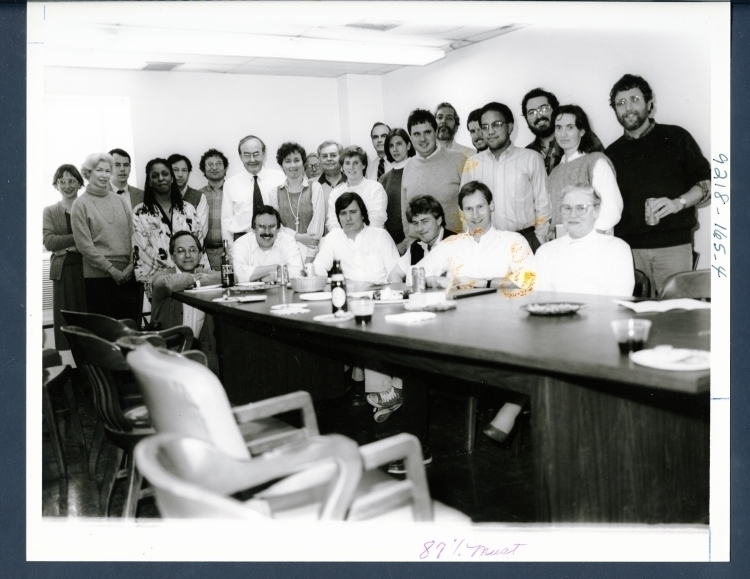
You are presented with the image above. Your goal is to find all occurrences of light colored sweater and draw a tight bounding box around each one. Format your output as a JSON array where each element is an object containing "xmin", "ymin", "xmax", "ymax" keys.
[
  {"xmin": 401, "ymin": 147, "xmax": 466, "ymax": 238},
  {"xmin": 71, "ymin": 185, "xmax": 133, "ymax": 278}
]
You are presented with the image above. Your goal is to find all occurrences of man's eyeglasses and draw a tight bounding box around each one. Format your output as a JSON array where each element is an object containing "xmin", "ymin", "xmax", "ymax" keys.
[
  {"xmin": 255, "ymin": 224, "xmax": 278, "ymax": 231},
  {"xmin": 526, "ymin": 104, "xmax": 552, "ymax": 119},
  {"xmin": 305, "ymin": 164, "xmax": 320, "ymax": 171},
  {"xmin": 481, "ymin": 121, "xmax": 507, "ymax": 133},
  {"xmin": 615, "ymin": 95, "xmax": 643, "ymax": 109},
  {"xmin": 241, "ymin": 152, "xmax": 263, "ymax": 161},
  {"xmin": 57, "ymin": 179, "xmax": 80, "ymax": 188},
  {"xmin": 174, "ymin": 247, "xmax": 199, "ymax": 256},
  {"xmin": 561, "ymin": 204, "xmax": 599, "ymax": 216}
]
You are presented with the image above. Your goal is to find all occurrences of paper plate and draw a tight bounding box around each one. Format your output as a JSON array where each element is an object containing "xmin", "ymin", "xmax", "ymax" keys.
[
  {"xmin": 313, "ymin": 312, "xmax": 355, "ymax": 323},
  {"xmin": 300, "ymin": 292, "xmax": 332, "ymax": 301},
  {"xmin": 271, "ymin": 303, "xmax": 308, "ymax": 310},
  {"xmin": 629, "ymin": 347, "xmax": 710, "ymax": 371},
  {"xmin": 521, "ymin": 302, "xmax": 586, "ymax": 316},
  {"xmin": 212, "ymin": 295, "xmax": 267, "ymax": 303}
]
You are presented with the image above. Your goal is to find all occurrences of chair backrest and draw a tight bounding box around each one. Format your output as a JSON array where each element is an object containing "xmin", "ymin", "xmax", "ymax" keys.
[
  {"xmin": 61, "ymin": 310, "xmax": 136, "ymax": 342},
  {"xmin": 135, "ymin": 432, "xmax": 364, "ymax": 520},
  {"xmin": 633, "ymin": 269, "xmax": 651, "ymax": 298},
  {"xmin": 127, "ymin": 343, "xmax": 251, "ymax": 461},
  {"xmin": 659, "ymin": 270, "xmax": 710, "ymax": 300},
  {"xmin": 62, "ymin": 325, "xmax": 134, "ymax": 433}
]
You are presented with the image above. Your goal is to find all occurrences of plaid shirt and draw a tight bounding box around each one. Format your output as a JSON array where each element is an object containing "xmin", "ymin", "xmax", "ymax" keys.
[
  {"xmin": 526, "ymin": 137, "xmax": 561, "ymax": 176},
  {"xmin": 200, "ymin": 181, "xmax": 224, "ymax": 247}
]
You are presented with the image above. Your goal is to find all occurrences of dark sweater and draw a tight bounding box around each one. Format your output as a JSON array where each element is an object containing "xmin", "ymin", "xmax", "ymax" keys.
[
  {"xmin": 380, "ymin": 168, "xmax": 405, "ymax": 244},
  {"xmin": 605, "ymin": 123, "xmax": 710, "ymax": 249}
]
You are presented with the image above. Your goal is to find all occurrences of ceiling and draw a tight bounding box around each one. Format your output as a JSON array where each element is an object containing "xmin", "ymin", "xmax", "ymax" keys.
[{"xmin": 40, "ymin": 2, "xmax": 527, "ymax": 77}]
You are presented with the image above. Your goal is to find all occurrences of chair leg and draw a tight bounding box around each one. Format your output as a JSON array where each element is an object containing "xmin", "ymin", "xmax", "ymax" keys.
[
  {"xmin": 465, "ymin": 396, "xmax": 478, "ymax": 453},
  {"xmin": 62, "ymin": 376, "xmax": 87, "ymax": 464},
  {"xmin": 88, "ymin": 422, "xmax": 105, "ymax": 480},
  {"xmin": 122, "ymin": 452, "xmax": 143, "ymax": 519},
  {"xmin": 100, "ymin": 446, "xmax": 124, "ymax": 516},
  {"xmin": 43, "ymin": 385, "xmax": 66, "ymax": 478}
]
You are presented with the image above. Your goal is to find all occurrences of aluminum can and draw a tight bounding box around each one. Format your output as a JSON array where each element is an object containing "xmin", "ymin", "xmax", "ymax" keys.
[
  {"xmin": 645, "ymin": 198, "xmax": 660, "ymax": 226},
  {"xmin": 411, "ymin": 267, "xmax": 426, "ymax": 292},
  {"xmin": 304, "ymin": 263, "xmax": 316, "ymax": 277},
  {"xmin": 276, "ymin": 265, "xmax": 289, "ymax": 285}
]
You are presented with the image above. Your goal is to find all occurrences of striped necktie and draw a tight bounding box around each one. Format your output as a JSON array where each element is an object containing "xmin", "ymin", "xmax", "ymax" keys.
[
  {"xmin": 377, "ymin": 158, "xmax": 385, "ymax": 180},
  {"xmin": 253, "ymin": 175, "xmax": 263, "ymax": 212}
]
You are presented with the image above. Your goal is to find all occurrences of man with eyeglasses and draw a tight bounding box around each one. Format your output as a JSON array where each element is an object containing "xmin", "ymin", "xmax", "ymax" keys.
[
  {"xmin": 151, "ymin": 231, "xmax": 222, "ymax": 373},
  {"xmin": 199, "ymin": 148, "xmax": 229, "ymax": 271},
  {"xmin": 460, "ymin": 102, "xmax": 550, "ymax": 253},
  {"xmin": 107, "ymin": 148, "xmax": 144, "ymax": 212},
  {"xmin": 232, "ymin": 205, "xmax": 303, "ymax": 283},
  {"xmin": 604, "ymin": 74, "xmax": 711, "ymax": 297},
  {"xmin": 221, "ymin": 135, "xmax": 285, "ymax": 249},
  {"xmin": 316, "ymin": 140, "xmax": 347, "ymax": 218},
  {"xmin": 521, "ymin": 88, "xmax": 561, "ymax": 175},
  {"xmin": 435, "ymin": 102, "xmax": 475, "ymax": 159},
  {"xmin": 304, "ymin": 153, "xmax": 323, "ymax": 180},
  {"xmin": 534, "ymin": 184, "xmax": 634, "ymax": 295}
]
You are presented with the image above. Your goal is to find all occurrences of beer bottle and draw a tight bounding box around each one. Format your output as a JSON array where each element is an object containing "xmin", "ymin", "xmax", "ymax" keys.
[
  {"xmin": 330, "ymin": 260, "xmax": 347, "ymax": 314},
  {"xmin": 221, "ymin": 240, "xmax": 235, "ymax": 288}
]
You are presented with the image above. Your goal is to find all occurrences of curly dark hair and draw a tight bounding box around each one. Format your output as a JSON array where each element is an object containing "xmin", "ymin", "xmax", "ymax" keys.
[
  {"xmin": 276, "ymin": 142, "xmax": 307, "ymax": 167},
  {"xmin": 199, "ymin": 149, "xmax": 229, "ymax": 176},
  {"xmin": 609, "ymin": 74, "xmax": 653, "ymax": 110},
  {"xmin": 521, "ymin": 88, "xmax": 559, "ymax": 118}
]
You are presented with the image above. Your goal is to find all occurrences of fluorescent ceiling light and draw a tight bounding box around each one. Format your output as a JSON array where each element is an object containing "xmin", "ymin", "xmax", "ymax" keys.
[{"xmin": 44, "ymin": 24, "xmax": 446, "ymax": 67}]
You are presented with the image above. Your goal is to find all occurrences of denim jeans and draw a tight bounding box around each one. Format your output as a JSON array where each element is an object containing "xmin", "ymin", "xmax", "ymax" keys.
[{"xmin": 632, "ymin": 244, "xmax": 692, "ymax": 298}]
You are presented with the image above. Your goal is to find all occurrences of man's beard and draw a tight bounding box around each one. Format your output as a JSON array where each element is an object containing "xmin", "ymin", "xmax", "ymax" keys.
[
  {"xmin": 617, "ymin": 108, "xmax": 650, "ymax": 131},
  {"xmin": 528, "ymin": 117, "xmax": 554, "ymax": 138},
  {"xmin": 437, "ymin": 125, "xmax": 456, "ymax": 141}
]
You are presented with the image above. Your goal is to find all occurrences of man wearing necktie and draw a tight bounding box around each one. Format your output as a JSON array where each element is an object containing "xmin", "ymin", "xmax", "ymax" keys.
[
  {"xmin": 107, "ymin": 148, "xmax": 144, "ymax": 212},
  {"xmin": 365, "ymin": 122, "xmax": 392, "ymax": 182},
  {"xmin": 221, "ymin": 134, "xmax": 285, "ymax": 250}
]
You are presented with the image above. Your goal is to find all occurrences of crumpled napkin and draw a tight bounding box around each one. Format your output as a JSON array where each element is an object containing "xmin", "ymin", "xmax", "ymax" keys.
[
  {"xmin": 384, "ymin": 312, "xmax": 436, "ymax": 325},
  {"xmin": 613, "ymin": 298, "xmax": 711, "ymax": 313}
]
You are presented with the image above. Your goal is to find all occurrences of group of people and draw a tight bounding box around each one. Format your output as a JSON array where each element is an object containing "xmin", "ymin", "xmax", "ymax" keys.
[{"xmin": 44, "ymin": 72, "xmax": 711, "ymax": 449}]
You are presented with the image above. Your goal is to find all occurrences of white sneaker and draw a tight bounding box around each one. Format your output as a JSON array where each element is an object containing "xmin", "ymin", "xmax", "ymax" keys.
[{"xmin": 366, "ymin": 387, "xmax": 403, "ymax": 409}]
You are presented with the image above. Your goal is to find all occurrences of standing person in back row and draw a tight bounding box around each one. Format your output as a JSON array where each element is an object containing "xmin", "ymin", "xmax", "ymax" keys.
[
  {"xmin": 168, "ymin": 153, "xmax": 209, "ymax": 243},
  {"xmin": 604, "ymin": 74, "xmax": 711, "ymax": 297},
  {"xmin": 365, "ymin": 122, "xmax": 392, "ymax": 181},
  {"xmin": 199, "ymin": 148, "xmax": 229, "ymax": 271},
  {"xmin": 461, "ymin": 102, "xmax": 550, "ymax": 252},
  {"xmin": 521, "ymin": 88, "xmax": 561, "ymax": 175},
  {"xmin": 221, "ymin": 135, "xmax": 285, "ymax": 248},
  {"xmin": 435, "ymin": 102, "xmax": 475, "ymax": 159},
  {"xmin": 107, "ymin": 148, "xmax": 144, "ymax": 212},
  {"xmin": 401, "ymin": 109, "xmax": 467, "ymax": 240}
]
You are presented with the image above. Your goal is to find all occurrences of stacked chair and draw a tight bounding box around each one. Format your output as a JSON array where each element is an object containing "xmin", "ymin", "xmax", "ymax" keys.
[
  {"xmin": 660, "ymin": 270, "xmax": 710, "ymax": 301},
  {"xmin": 128, "ymin": 343, "xmax": 470, "ymax": 522}
]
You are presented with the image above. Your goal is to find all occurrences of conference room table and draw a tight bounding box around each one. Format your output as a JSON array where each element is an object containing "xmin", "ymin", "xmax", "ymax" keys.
[{"xmin": 175, "ymin": 284, "xmax": 710, "ymax": 524}]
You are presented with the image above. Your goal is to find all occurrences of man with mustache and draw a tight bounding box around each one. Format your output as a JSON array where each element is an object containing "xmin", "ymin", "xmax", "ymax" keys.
[
  {"xmin": 231, "ymin": 205, "xmax": 303, "ymax": 283},
  {"xmin": 221, "ymin": 135, "xmax": 285, "ymax": 249},
  {"xmin": 467, "ymin": 108, "xmax": 488, "ymax": 153},
  {"xmin": 521, "ymin": 88, "xmax": 561, "ymax": 175},
  {"xmin": 604, "ymin": 74, "xmax": 711, "ymax": 297},
  {"xmin": 435, "ymin": 102, "xmax": 475, "ymax": 159}
]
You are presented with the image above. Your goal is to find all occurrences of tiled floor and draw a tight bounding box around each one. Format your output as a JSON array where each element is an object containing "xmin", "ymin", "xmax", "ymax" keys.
[{"xmin": 42, "ymin": 373, "xmax": 534, "ymax": 522}]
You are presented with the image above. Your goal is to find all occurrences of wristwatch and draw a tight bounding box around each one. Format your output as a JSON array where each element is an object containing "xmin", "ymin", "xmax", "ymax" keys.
[{"xmin": 678, "ymin": 197, "xmax": 687, "ymax": 210}]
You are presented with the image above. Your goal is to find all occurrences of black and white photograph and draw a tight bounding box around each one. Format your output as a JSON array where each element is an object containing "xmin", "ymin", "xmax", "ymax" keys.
[{"xmin": 27, "ymin": 1, "xmax": 730, "ymax": 562}]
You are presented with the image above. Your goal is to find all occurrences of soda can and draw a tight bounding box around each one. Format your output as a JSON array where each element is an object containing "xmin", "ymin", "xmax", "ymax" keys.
[
  {"xmin": 304, "ymin": 263, "xmax": 316, "ymax": 277},
  {"xmin": 276, "ymin": 265, "xmax": 288, "ymax": 285},
  {"xmin": 411, "ymin": 267, "xmax": 426, "ymax": 292},
  {"xmin": 645, "ymin": 198, "xmax": 660, "ymax": 226}
]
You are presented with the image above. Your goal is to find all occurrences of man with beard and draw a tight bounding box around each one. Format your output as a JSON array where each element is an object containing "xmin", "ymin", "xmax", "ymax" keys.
[
  {"xmin": 168, "ymin": 153, "xmax": 209, "ymax": 243},
  {"xmin": 604, "ymin": 74, "xmax": 710, "ymax": 297},
  {"xmin": 435, "ymin": 102, "xmax": 475, "ymax": 159},
  {"xmin": 467, "ymin": 108, "xmax": 488, "ymax": 153},
  {"xmin": 460, "ymin": 102, "xmax": 550, "ymax": 252},
  {"xmin": 521, "ymin": 88, "xmax": 561, "ymax": 175},
  {"xmin": 232, "ymin": 205, "xmax": 303, "ymax": 283}
]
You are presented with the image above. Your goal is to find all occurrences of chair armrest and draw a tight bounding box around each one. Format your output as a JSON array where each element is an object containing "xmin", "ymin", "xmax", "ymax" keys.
[
  {"xmin": 232, "ymin": 391, "xmax": 319, "ymax": 437},
  {"xmin": 356, "ymin": 433, "xmax": 432, "ymax": 521},
  {"xmin": 116, "ymin": 334, "xmax": 168, "ymax": 353},
  {"xmin": 118, "ymin": 318, "xmax": 138, "ymax": 330},
  {"xmin": 153, "ymin": 325, "xmax": 193, "ymax": 352},
  {"xmin": 180, "ymin": 350, "xmax": 208, "ymax": 366}
]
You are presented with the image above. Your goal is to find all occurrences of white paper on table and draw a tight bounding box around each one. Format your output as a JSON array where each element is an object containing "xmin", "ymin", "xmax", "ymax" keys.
[
  {"xmin": 384, "ymin": 312, "xmax": 436, "ymax": 325},
  {"xmin": 613, "ymin": 298, "xmax": 711, "ymax": 313}
]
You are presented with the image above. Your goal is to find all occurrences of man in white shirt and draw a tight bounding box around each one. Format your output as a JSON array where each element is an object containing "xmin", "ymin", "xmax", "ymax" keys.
[
  {"xmin": 168, "ymin": 153, "xmax": 209, "ymax": 242},
  {"xmin": 232, "ymin": 206, "xmax": 304, "ymax": 283},
  {"xmin": 460, "ymin": 102, "xmax": 550, "ymax": 253},
  {"xmin": 107, "ymin": 148, "xmax": 144, "ymax": 211},
  {"xmin": 387, "ymin": 195, "xmax": 458, "ymax": 283},
  {"xmin": 417, "ymin": 181, "xmax": 534, "ymax": 291},
  {"xmin": 315, "ymin": 192, "xmax": 399, "ymax": 284},
  {"xmin": 221, "ymin": 135, "xmax": 285, "ymax": 248},
  {"xmin": 534, "ymin": 185, "xmax": 635, "ymax": 296},
  {"xmin": 151, "ymin": 231, "xmax": 222, "ymax": 373},
  {"xmin": 435, "ymin": 102, "xmax": 475, "ymax": 159},
  {"xmin": 365, "ymin": 122, "xmax": 392, "ymax": 181}
]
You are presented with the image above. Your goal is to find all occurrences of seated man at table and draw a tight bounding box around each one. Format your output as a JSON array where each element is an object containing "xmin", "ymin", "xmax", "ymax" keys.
[
  {"xmin": 483, "ymin": 184, "xmax": 635, "ymax": 444},
  {"xmin": 534, "ymin": 184, "xmax": 635, "ymax": 296},
  {"xmin": 151, "ymin": 231, "xmax": 222, "ymax": 373},
  {"xmin": 387, "ymin": 195, "xmax": 458, "ymax": 283},
  {"xmin": 413, "ymin": 181, "xmax": 534, "ymax": 291},
  {"xmin": 232, "ymin": 205, "xmax": 304, "ymax": 283},
  {"xmin": 314, "ymin": 192, "xmax": 399, "ymax": 283}
]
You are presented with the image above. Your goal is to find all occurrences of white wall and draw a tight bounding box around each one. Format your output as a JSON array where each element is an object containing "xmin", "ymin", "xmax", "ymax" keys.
[
  {"xmin": 380, "ymin": 25, "xmax": 713, "ymax": 267},
  {"xmin": 44, "ymin": 68, "xmax": 343, "ymax": 189}
]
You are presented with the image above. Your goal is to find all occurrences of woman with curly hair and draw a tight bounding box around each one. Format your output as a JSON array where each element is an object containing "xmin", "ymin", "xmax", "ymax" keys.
[{"xmin": 132, "ymin": 158, "xmax": 207, "ymax": 289}]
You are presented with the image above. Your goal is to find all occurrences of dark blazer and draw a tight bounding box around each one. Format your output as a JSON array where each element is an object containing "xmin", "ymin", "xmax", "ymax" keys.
[
  {"xmin": 109, "ymin": 182, "xmax": 144, "ymax": 211},
  {"xmin": 43, "ymin": 202, "xmax": 77, "ymax": 280},
  {"xmin": 409, "ymin": 228, "xmax": 457, "ymax": 265}
]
